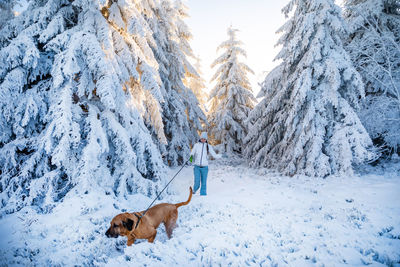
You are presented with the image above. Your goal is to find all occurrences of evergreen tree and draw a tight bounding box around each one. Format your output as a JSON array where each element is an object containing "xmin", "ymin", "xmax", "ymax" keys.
[
  {"xmin": 0, "ymin": 0, "xmax": 166, "ymax": 214},
  {"xmin": 344, "ymin": 0, "xmax": 400, "ymax": 156},
  {"xmin": 245, "ymin": 0, "xmax": 374, "ymax": 177},
  {"xmin": 184, "ymin": 56, "xmax": 209, "ymax": 112},
  {"xmin": 0, "ymin": 0, "xmax": 15, "ymax": 29},
  {"xmin": 144, "ymin": 0, "xmax": 206, "ymax": 166},
  {"xmin": 208, "ymin": 27, "xmax": 256, "ymax": 154}
]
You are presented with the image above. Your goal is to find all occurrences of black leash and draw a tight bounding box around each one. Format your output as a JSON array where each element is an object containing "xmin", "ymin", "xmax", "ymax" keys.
[{"xmin": 134, "ymin": 158, "xmax": 190, "ymax": 229}]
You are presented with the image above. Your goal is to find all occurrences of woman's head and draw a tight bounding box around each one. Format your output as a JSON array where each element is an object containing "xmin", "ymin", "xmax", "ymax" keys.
[{"xmin": 200, "ymin": 132, "xmax": 207, "ymax": 143}]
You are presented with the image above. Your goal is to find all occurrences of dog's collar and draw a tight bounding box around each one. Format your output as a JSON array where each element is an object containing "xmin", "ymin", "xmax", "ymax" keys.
[{"xmin": 133, "ymin": 212, "xmax": 143, "ymax": 229}]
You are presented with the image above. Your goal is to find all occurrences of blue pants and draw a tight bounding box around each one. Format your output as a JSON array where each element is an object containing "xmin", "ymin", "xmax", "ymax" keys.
[{"xmin": 193, "ymin": 166, "xmax": 209, "ymax": 195}]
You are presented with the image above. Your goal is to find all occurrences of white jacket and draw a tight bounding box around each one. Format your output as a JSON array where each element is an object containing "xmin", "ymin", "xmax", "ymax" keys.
[{"xmin": 190, "ymin": 142, "xmax": 221, "ymax": 166}]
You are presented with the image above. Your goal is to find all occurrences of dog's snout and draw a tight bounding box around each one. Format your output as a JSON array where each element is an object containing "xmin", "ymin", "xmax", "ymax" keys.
[
  {"xmin": 105, "ymin": 227, "xmax": 118, "ymax": 238},
  {"xmin": 105, "ymin": 228, "xmax": 111, "ymax": 237}
]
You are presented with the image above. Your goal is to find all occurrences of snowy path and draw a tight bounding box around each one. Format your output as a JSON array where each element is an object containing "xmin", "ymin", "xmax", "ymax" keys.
[
  {"xmin": 109, "ymin": 162, "xmax": 400, "ymax": 266},
  {"xmin": 1, "ymin": 161, "xmax": 399, "ymax": 266}
]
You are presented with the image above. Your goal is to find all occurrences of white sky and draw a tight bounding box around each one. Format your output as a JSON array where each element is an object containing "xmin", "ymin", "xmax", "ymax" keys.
[{"xmin": 185, "ymin": 0, "xmax": 288, "ymax": 98}]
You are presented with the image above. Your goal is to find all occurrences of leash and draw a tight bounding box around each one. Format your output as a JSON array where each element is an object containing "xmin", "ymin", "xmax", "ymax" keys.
[{"xmin": 134, "ymin": 158, "xmax": 190, "ymax": 229}]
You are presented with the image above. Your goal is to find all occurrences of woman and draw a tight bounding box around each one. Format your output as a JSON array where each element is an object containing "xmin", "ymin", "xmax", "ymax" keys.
[{"xmin": 189, "ymin": 132, "xmax": 221, "ymax": 195}]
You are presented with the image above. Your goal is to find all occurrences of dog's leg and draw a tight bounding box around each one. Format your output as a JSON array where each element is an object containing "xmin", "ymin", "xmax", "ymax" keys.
[
  {"xmin": 164, "ymin": 210, "xmax": 178, "ymax": 239},
  {"xmin": 147, "ymin": 229, "xmax": 157, "ymax": 243},
  {"xmin": 127, "ymin": 232, "xmax": 136, "ymax": 246},
  {"xmin": 127, "ymin": 235, "xmax": 136, "ymax": 246},
  {"xmin": 164, "ymin": 220, "xmax": 176, "ymax": 239}
]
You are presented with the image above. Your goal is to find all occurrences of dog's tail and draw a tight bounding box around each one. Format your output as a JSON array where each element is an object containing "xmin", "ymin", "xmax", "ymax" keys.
[{"xmin": 175, "ymin": 187, "xmax": 193, "ymax": 208}]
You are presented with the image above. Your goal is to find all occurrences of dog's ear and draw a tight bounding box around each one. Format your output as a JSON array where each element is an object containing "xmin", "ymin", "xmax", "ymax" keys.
[{"xmin": 123, "ymin": 218, "xmax": 134, "ymax": 231}]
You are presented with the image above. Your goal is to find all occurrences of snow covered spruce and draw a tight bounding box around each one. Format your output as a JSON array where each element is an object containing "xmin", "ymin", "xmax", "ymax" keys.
[
  {"xmin": 0, "ymin": 0, "xmax": 204, "ymax": 214},
  {"xmin": 208, "ymin": 27, "xmax": 256, "ymax": 155},
  {"xmin": 344, "ymin": 0, "xmax": 400, "ymax": 156},
  {"xmin": 145, "ymin": 0, "xmax": 207, "ymax": 167},
  {"xmin": 245, "ymin": 0, "xmax": 376, "ymax": 177},
  {"xmin": 184, "ymin": 56, "xmax": 209, "ymax": 113}
]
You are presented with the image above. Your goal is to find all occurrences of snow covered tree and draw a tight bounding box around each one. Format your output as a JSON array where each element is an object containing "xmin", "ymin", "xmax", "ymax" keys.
[
  {"xmin": 244, "ymin": 0, "xmax": 374, "ymax": 177},
  {"xmin": 384, "ymin": 0, "xmax": 400, "ymax": 14},
  {"xmin": 344, "ymin": 0, "xmax": 400, "ymax": 156},
  {"xmin": 144, "ymin": 0, "xmax": 206, "ymax": 166},
  {"xmin": 184, "ymin": 56, "xmax": 209, "ymax": 112},
  {"xmin": 208, "ymin": 27, "xmax": 256, "ymax": 154},
  {"xmin": 0, "ymin": 0, "xmax": 167, "ymax": 214},
  {"xmin": 0, "ymin": 0, "xmax": 15, "ymax": 29}
]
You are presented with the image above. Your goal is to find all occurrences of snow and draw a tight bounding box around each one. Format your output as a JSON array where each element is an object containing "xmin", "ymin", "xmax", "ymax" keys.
[
  {"xmin": 1, "ymin": 159, "xmax": 399, "ymax": 266},
  {"xmin": 208, "ymin": 27, "xmax": 255, "ymax": 154}
]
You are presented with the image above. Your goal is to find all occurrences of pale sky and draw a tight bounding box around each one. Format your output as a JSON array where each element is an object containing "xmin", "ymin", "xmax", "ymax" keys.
[{"xmin": 185, "ymin": 0, "xmax": 287, "ymax": 98}]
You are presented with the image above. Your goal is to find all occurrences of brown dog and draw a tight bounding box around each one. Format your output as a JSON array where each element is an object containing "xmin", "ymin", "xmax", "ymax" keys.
[{"xmin": 105, "ymin": 187, "xmax": 193, "ymax": 246}]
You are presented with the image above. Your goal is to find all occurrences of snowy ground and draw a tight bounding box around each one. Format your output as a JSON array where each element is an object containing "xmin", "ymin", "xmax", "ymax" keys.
[{"xmin": 1, "ymin": 159, "xmax": 400, "ymax": 266}]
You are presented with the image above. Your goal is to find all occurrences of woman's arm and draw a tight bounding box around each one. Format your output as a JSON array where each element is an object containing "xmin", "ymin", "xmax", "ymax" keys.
[
  {"xmin": 208, "ymin": 144, "xmax": 222, "ymax": 159},
  {"xmin": 190, "ymin": 143, "xmax": 199, "ymax": 156},
  {"xmin": 190, "ymin": 143, "xmax": 198, "ymax": 163}
]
